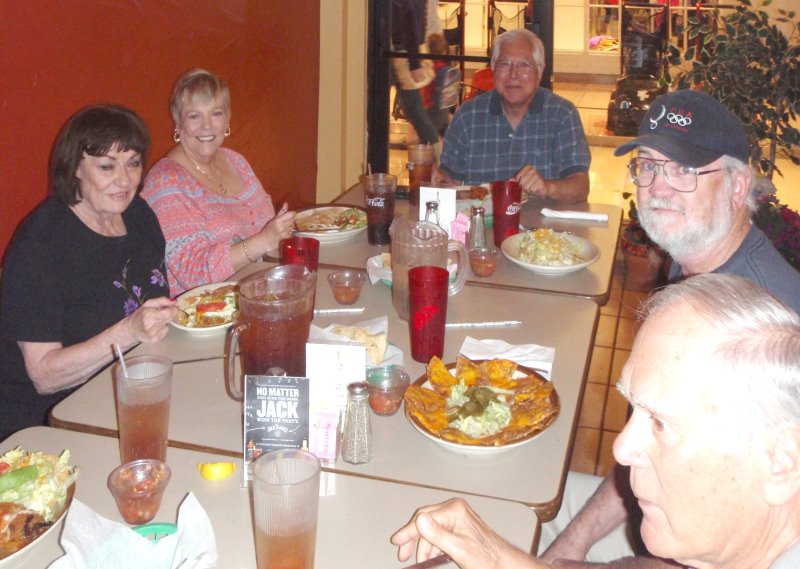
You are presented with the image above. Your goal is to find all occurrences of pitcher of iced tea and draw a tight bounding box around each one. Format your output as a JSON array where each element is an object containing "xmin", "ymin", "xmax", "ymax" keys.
[
  {"xmin": 225, "ymin": 264, "xmax": 316, "ymax": 401},
  {"xmin": 389, "ymin": 215, "xmax": 467, "ymax": 321}
]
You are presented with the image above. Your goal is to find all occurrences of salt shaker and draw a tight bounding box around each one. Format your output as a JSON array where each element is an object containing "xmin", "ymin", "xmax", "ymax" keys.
[
  {"xmin": 341, "ymin": 381, "xmax": 372, "ymax": 464},
  {"xmin": 468, "ymin": 206, "xmax": 487, "ymax": 249},
  {"xmin": 424, "ymin": 200, "xmax": 441, "ymax": 228}
]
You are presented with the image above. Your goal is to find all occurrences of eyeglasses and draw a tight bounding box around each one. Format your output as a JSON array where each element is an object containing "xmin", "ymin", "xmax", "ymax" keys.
[
  {"xmin": 627, "ymin": 157, "xmax": 722, "ymax": 193},
  {"xmin": 494, "ymin": 60, "xmax": 537, "ymax": 77}
]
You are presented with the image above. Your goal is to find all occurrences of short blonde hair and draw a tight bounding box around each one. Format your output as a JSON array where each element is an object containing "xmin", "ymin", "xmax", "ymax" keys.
[{"xmin": 169, "ymin": 68, "xmax": 230, "ymax": 124}]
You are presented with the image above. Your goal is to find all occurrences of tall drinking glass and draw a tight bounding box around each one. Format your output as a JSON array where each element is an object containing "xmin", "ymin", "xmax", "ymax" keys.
[
  {"xmin": 408, "ymin": 266, "xmax": 448, "ymax": 362},
  {"xmin": 362, "ymin": 173, "xmax": 396, "ymax": 245},
  {"xmin": 252, "ymin": 449, "xmax": 320, "ymax": 569},
  {"xmin": 491, "ymin": 180, "xmax": 522, "ymax": 246}
]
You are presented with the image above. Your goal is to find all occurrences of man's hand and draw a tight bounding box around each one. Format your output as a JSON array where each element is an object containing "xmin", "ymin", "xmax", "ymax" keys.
[
  {"xmin": 391, "ymin": 498, "xmax": 542, "ymax": 569},
  {"xmin": 514, "ymin": 169, "xmax": 589, "ymax": 204},
  {"xmin": 515, "ymin": 166, "xmax": 549, "ymax": 199},
  {"xmin": 431, "ymin": 165, "xmax": 458, "ymax": 186}
]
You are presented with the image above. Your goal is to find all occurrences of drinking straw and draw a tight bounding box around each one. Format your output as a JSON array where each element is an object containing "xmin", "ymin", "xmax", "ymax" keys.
[{"xmin": 114, "ymin": 344, "xmax": 128, "ymax": 378}]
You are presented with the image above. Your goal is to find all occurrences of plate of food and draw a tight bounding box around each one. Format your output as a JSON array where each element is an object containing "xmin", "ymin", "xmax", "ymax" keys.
[
  {"xmin": 404, "ymin": 356, "xmax": 560, "ymax": 457},
  {"xmin": 171, "ymin": 281, "xmax": 238, "ymax": 334},
  {"xmin": 293, "ymin": 206, "xmax": 368, "ymax": 244},
  {"xmin": 0, "ymin": 447, "xmax": 78, "ymax": 565},
  {"xmin": 501, "ymin": 228, "xmax": 600, "ymax": 276}
]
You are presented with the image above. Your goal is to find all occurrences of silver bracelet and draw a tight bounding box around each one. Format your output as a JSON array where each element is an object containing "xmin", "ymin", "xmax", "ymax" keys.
[{"xmin": 241, "ymin": 240, "xmax": 257, "ymax": 263}]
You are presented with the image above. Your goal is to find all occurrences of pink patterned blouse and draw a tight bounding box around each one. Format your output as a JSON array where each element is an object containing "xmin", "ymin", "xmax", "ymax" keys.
[{"xmin": 142, "ymin": 148, "xmax": 275, "ymax": 295}]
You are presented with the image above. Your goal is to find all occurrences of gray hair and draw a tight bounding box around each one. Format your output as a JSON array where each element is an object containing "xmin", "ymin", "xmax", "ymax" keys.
[
  {"xmin": 642, "ymin": 273, "xmax": 800, "ymax": 427},
  {"xmin": 170, "ymin": 68, "xmax": 231, "ymax": 124},
  {"xmin": 720, "ymin": 155, "xmax": 758, "ymax": 214},
  {"xmin": 490, "ymin": 29, "xmax": 545, "ymax": 73}
]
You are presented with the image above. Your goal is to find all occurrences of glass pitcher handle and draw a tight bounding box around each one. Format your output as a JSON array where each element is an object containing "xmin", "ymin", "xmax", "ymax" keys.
[
  {"xmin": 447, "ymin": 239, "xmax": 469, "ymax": 296},
  {"xmin": 224, "ymin": 321, "xmax": 248, "ymax": 402}
]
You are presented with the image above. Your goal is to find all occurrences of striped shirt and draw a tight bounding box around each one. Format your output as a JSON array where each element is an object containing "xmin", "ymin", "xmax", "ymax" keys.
[
  {"xmin": 142, "ymin": 148, "xmax": 275, "ymax": 295},
  {"xmin": 440, "ymin": 88, "xmax": 590, "ymax": 184}
]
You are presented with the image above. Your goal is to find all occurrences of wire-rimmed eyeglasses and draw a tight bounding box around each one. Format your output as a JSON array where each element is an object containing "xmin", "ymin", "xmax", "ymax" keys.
[
  {"xmin": 627, "ymin": 157, "xmax": 722, "ymax": 193},
  {"xmin": 494, "ymin": 60, "xmax": 537, "ymax": 77}
]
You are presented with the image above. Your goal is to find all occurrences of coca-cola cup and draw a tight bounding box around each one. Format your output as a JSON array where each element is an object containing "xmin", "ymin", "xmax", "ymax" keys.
[
  {"xmin": 362, "ymin": 173, "xmax": 397, "ymax": 245},
  {"xmin": 491, "ymin": 180, "xmax": 522, "ymax": 246}
]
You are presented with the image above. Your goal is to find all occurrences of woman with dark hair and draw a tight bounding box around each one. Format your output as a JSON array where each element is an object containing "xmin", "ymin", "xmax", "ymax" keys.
[
  {"xmin": 0, "ymin": 104, "xmax": 176, "ymax": 439},
  {"xmin": 142, "ymin": 69, "xmax": 295, "ymax": 295}
]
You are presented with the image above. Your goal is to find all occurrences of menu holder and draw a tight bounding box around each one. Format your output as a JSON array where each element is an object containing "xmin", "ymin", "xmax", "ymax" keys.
[
  {"xmin": 306, "ymin": 340, "xmax": 366, "ymax": 465},
  {"xmin": 243, "ymin": 374, "xmax": 310, "ymax": 483}
]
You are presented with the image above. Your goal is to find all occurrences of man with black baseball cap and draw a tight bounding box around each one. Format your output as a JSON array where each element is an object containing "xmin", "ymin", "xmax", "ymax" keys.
[{"xmin": 538, "ymin": 90, "xmax": 800, "ymax": 568}]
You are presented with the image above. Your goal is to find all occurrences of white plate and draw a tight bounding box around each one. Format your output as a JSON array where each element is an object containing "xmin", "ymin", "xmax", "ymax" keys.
[
  {"xmin": 0, "ymin": 483, "xmax": 74, "ymax": 567},
  {"xmin": 501, "ymin": 232, "xmax": 600, "ymax": 276},
  {"xmin": 293, "ymin": 206, "xmax": 367, "ymax": 244},
  {"xmin": 170, "ymin": 281, "xmax": 238, "ymax": 334},
  {"xmin": 405, "ymin": 362, "xmax": 559, "ymax": 458}
]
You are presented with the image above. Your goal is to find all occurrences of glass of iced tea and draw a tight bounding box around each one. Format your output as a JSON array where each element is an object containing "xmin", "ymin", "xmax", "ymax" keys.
[
  {"xmin": 113, "ymin": 355, "xmax": 173, "ymax": 464},
  {"xmin": 252, "ymin": 449, "xmax": 320, "ymax": 569}
]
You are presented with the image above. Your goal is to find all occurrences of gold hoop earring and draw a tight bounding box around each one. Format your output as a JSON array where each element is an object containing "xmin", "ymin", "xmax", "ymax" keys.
[
  {"xmin": 224, "ymin": 125, "xmax": 231, "ymax": 137},
  {"xmin": 173, "ymin": 129, "xmax": 181, "ymax": 144}
]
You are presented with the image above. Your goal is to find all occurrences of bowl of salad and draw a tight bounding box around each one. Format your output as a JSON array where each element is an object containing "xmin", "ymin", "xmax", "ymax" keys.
[
  {"xmin": 501, "ymin": 228, "xmax": 600, "ymax": 276},
  {"xmin": 0, "ymin": 447, "xmax": 78, "ymax": 564}
]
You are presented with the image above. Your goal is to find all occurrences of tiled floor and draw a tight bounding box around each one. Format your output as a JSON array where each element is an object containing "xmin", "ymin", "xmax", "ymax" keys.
[{"xmin": 389, "ymin": 81, "xmax": 800, "ymax": 476}]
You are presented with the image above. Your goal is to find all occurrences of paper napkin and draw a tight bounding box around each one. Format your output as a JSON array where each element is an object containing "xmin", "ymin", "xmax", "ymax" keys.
[
  {"xmin": 50, "ymin": 493, "xmax": 217, "ymax": 569},
  {"xmin": 459, "ymin": 336, "xmax": 555, "ymax": 380},
  {"xmin": 541, "ymin": 208, "xmax": 608, "ymax": 223}
]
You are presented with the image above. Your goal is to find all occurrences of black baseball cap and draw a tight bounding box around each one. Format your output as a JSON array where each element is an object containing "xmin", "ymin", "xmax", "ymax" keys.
[{"xmin": 615, "ymin": 90, "xmax": 750, "ymax": 168}]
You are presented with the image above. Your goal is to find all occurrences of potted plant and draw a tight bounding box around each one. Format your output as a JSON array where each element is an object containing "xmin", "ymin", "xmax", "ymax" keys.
[
  {"xmin": 666, "ymin": 0, "xmax": 800, "ymax": 180},
  {"xmin": 753, "ymin": 192, "xmax": 800, "ymax": 272},
  {"xmin": 620, "ymin": 197, "xmax": 668, "ymax": 291}
]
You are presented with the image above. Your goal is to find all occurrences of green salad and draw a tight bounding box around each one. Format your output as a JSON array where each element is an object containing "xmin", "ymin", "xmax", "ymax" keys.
[{"xmin": 0, "ymin": 447, "xmax": 79, "ymax": 522}]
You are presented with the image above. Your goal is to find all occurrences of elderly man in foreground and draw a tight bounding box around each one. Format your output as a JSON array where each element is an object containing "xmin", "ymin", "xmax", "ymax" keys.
[
  {"xmin": 536, "ymin": 89, "xmax": 800, "ymax": 569},
  {"xmin": 434, "ymin": 29, "xmax": 590, "ymax": 204},
  {"xmin": 392, "ymin": 273, "xmax": 800, "ymax": 569}
]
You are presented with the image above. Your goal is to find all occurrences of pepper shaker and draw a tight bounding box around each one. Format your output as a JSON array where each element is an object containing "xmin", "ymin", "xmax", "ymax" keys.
[
  {"xmin": 341, "ymin": 381, "xmax": 372, "ymax": 464},
  {"xmin": 468, "ymin": 206, "xmax": 487, "ymax": 249}
]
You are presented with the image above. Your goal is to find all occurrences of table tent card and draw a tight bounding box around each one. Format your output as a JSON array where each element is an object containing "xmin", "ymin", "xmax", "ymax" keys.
[
  {"xmin": 419, "ymin": 185, "xmax": 457, "ymax": 238},
  {"xmin": 243, "ymin": 374, "xmax": 309, "ymax": 483},
  {"xmin": 306, "ymin": 340, "xmax": 366, "ymax": 465}
]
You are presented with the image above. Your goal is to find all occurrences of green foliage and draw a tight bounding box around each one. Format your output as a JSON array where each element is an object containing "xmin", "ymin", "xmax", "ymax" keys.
[{"xmin": 666, "ymin": 0, "xmax": 800, "ymax": 179}]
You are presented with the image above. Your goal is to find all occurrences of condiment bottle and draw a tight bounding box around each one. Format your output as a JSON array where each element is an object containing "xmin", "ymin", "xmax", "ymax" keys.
[
  {"xmin": 341, "ymin": 382, "xmax": 372, "ymax": 464},
  {"xmin": 424, "ymin": 201, "xmax": 441, "ymax": 228},
  {"xmin": 468, "ymin": 206, "xmax": 487, "ymax": 249}
]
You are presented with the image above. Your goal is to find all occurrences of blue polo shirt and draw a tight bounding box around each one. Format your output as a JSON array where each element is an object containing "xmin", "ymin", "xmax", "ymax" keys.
[{"xmin": 440, "ymin": 87, "xmax": 591, "ymax": 184}]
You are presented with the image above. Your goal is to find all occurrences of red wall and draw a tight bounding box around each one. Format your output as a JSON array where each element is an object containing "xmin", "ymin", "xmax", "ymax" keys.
[{"xmin": 0, "ymin": 1, "xmax": 320, "ymax": 261}]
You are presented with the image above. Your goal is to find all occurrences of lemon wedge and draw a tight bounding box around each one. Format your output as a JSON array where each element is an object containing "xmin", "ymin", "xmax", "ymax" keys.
[{"xmin": 197, "ymin": 461, "xmax": 237, "ymax": 480}]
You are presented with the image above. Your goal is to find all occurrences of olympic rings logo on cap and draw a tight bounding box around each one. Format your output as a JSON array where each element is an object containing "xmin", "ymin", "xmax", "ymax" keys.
[{"xmin": 667, "ymin": 113, "xmax": 692, "ymax": 127}]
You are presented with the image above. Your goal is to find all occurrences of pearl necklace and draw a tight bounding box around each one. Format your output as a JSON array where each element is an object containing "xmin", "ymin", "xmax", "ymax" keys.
[{"xmin": 185, "ymin": 150, "xmax": 227, "ymax": 195}]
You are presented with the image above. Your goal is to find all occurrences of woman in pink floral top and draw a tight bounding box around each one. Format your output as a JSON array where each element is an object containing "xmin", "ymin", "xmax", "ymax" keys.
[{"xmin": 142, "ymin": 69, "xmax": 295, "ymax": 295}]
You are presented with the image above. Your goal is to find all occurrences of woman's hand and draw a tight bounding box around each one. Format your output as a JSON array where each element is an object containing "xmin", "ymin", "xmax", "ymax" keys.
[
  {"xmin": 122, "ymin": 297, "xmax": 177, "ymax": 345},
  {"xmin": 258, "ymin": 203, "xmax": 296, "ymax": 252},
  {"xmin": 391, "ymin": 498, "xmax": 541, "ymax": 569}
]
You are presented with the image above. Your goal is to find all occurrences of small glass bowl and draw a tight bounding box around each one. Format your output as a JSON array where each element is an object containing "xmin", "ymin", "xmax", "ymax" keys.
[
  {"xmin": 108, "ymin": 459, "xmax": 171, "ymax": 525},
  {"xmin": 327, "ymin": 271, "xmax": 367, "ymax": 305},
  {"xmin": 366, "ymin": 366, "xmax": 411, "ymax": 416},
  {"xmin": 468, "ymin": 246, "xmax": 499, "ymax": 277}
]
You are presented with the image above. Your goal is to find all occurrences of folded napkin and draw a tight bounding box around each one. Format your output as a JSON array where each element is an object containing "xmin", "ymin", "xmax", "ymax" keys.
[
  {"xmin": 541, "ymin": 208, "xmax": 608, "ymax": 223},
  {"xmin": 459, "ymin": 336, "xmax": 555, "ymax": 380},
  {"xmin": 365, "ymin": 255, "xmax": 392, "ymax": 285},
  {"xmin": 50, "ymin": 493, "xmax": 217, "ymax": 569}
]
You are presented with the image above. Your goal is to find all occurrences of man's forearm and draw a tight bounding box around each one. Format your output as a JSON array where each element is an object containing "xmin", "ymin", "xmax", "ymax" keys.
[
  {"xmin": 549, "ymin": 556, "xmax": 685, "ymax": 569},
  {"xmin": 545, "ymin": 172, "xmax": 589, "ymax": 204}
]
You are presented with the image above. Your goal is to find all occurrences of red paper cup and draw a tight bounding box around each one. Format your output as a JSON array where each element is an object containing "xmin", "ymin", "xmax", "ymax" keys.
[
  {"xmin": 408, "ymin": 266, "xmax": 448, "ymax": 363},
  {"xmin": 280, "ymin": 236, "xmax": 320, "ymax": 272},
  {"xmin": 491, "ymin": 180, "xmax": 522, "ymax": 246}
]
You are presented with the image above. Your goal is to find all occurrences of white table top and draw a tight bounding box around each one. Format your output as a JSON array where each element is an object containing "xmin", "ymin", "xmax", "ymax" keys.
[
  {"xmin": 52, "ymin": 266, "xmax": 598, "ymax": 521},
  {"xmin": 301, "ymin": 185, "xmax": 623, "ymax": 304},
  {"xmin": 1, "ymin": 427, "xmax": 539, "ymax": 569}
]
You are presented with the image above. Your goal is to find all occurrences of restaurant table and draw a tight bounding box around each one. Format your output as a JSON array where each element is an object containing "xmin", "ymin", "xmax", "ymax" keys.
[
  {"xmin": 2, "ymin": 427, "xmax": 539, "ymax": 568},
  {"xmin": 52, "ymin": 265, "xmax": 598, "ymax": 521},
  {"xmin": 280, "ymin": 184, "xmax": 623, "ymax": 304}
]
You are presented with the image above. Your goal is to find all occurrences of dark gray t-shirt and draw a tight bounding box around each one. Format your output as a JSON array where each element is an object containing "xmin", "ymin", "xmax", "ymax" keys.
[{"xmin": 669, "ymin": 224, "xmax": 800, "ymax": 314}]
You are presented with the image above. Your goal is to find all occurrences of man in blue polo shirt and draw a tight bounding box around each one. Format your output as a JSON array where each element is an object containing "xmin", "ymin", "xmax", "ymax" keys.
[{"xmin": 434, "ymin": 29, "xmax": 591, "ymax": 204}]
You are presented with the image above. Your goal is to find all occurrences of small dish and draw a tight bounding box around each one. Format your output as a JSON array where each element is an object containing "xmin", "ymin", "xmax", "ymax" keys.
[
  {"xmin": 468, "ymin": 246, "xmax": 498, "ymax": 277},
  {"xmin": 366, "ymin": 366, "xmax": 410, "ymax": 416},
  {"xmin": 327, "ymin": 271, "xmax": 367, "ymax": 305},
  {"xmin": 108, "ymin": 460, "xmax": 171, "ymax": 525}
]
